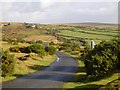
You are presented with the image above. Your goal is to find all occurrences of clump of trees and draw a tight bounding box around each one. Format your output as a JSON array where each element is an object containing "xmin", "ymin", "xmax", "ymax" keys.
[
  {"xmin": 83, "ymin": 39, "xmax": 120, "ymax": 80},
  {"xmin": 1, "ymin": 49, "xmax": 15, "ymax": 77},
  {"xmin": 9, "ymin": 43, "xmax": 56, "ymax": 56}
]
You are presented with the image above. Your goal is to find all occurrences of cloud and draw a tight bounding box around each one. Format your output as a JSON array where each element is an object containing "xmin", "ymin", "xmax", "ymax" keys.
[{"xmin": 1, "ymin": 1, "xmax": 118, "ymax": 23}]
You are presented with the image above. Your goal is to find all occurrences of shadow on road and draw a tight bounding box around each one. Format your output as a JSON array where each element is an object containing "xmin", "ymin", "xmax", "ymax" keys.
[{"xmin": 15, "ymin": 65, "xmax": 79, "ymax": 82}]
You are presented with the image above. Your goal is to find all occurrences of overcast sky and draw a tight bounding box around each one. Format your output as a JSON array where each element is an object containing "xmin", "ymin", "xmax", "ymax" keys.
[{"xmin": 0, "ymin": 0, "xmax": 119, "ymax": 24}]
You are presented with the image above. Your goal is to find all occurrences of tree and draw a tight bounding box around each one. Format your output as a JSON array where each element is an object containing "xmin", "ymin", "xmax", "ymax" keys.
[{"xmin": 1, "ymin": 50, "xmax": 15, "ymax": 77}]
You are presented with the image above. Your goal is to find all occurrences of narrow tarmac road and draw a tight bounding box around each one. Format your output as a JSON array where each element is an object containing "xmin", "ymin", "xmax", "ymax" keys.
[{"xmin": 2, "ymin": 52, "xmax": 79, "ymax": 89}]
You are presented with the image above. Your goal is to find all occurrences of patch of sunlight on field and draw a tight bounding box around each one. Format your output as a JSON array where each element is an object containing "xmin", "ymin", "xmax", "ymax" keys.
[
  {"xmin": 60, "ymin": 30, "xmax": 115, "ymax": 40},
  {"xmin": 63, "ymin": 73, "xmax": 118, "ymax": 89},
  {"xmin": 18, "ymin": 30, "xmax": 41, "ymax": 36},
  {"xmin": 1, "ymin": 41, "xmax": 30, "ymax": 50},
  {"xmin": 23, "ymin": 35, "xmax": 58, "ymax": 43}
]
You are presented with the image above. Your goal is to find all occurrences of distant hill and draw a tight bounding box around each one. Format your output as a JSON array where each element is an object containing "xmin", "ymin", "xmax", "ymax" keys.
[
  {"xmin": 0, "ymin": 22, "xmax": 118, "ymax": 27},
  {"xmin": 52, "ymin": 22, "xmax": 118, "ymax": 29}
]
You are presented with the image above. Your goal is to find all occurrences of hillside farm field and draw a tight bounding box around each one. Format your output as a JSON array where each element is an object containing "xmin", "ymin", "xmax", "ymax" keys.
[
  {"xmin": 58, "ymin": 28, "xmax": 118, "ymax": 44},
  {"xmin": 1, "ymin": 22, "xmax": 118, "ymax": 45},
  {"xmin": 44, "ymin": 23, "xmax": 118, "ymax": 44}
]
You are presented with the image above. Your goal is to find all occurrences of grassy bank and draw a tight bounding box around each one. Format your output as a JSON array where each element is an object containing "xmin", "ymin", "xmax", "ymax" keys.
[
  {"xmin": 63, "ymin": 59, "xmax": 119, "ymax": 90},
  {"xmin": 1, "ymin": 54, "xmax": 56, "ymax": 82},
  {"xmin": 0, "ymin": 41, "xmax": 56, "ymax": 82}
]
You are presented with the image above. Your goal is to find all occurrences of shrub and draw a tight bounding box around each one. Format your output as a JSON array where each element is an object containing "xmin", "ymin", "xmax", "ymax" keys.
[
  {"xmin": 36, "ymin": 40, "xmax": 43, "ymax": 44},
  {"xmin": 28, "ymin": 43, "xmax": 45, "ymax": 56},
  {"xmin": 19, "ymin": 46, "xmax": 31, "ymax": 53},
  {"xmin": 1, "ymin": 50, "xmax": 15, "ymax": 77},
  {"xmin": 59, "ymin": 42, "xmax": 80, "ymax": 52},
  {"xmin": 83, "ymin": 39, "xmax": 119, "ymax": 78},
  {"xmin": 49, "ymin": 42, "xmax": 55, "ymax": 45},
  {"xmin": 45, "ymin": 46, "xmax": 56, "ymax": 55},
  {"xmin": 9, "ymin": 46, "xmax": 20, "ymax": 52}
]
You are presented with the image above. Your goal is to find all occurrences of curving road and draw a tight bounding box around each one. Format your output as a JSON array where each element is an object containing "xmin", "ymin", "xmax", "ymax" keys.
[{"xmin": 2, "ymin": 52, "xmax": 79, "ymax": 89}]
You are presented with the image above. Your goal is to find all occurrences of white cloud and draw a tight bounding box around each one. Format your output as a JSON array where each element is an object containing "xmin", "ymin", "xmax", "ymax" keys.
[
  {"xmin": 0, "ymin": 0, "xmax": 119, "ymax": 2},
  {"xmin": 40, "ymin": 0, "xmax": 56, "ymax": 9},
  {"xmin": 1, "ymin": 1, "xmax": 118, "ymax": 23}
]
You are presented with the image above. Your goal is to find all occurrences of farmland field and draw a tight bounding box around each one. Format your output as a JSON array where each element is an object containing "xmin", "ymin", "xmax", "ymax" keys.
[
  {"xmin": 43, "ymin": 23, "xmax": 118, "ymax": 44},
  {"xmin": 58, "ymin": 29, "xmax": 117, "ymax": 44},
  {"xmin": 1, "ymin": 22, "xmax": 118, "ymax": 44}
]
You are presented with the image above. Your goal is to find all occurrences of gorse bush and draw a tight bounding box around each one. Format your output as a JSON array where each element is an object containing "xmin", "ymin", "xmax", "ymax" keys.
[
  {"xmin": 49, "ymin": 42, "xmax": 55, "ymax": 45},
  {"xmin": 45, "ymin": 46, "xmax": 56, "ymax": 55},
  {"xmin": 9, "ymin": 46, "xmax": 20, "ymax": 52},
  {"xmin": 9, "ymin": 43, "xmax": 45, "ymax": 55},
  {"xmin": 36, "ymin": 40, "xmax": 43, "ymax": 44},
  {"xmin": 59, "ymin": 42, "xmax": 80, "ymax": 52},
  {"xmin": 19, "ymin": 46, "xmax": 31, "ymax": 53},
  {"xmin": 9, "ymin": 43, "xmax": 56, "ymax": 58},
  {"xmin": 83, "ymin": 39, "xmax": 119, "ymax": 78},
  {"xmin": 27, "ymin": 43, "xmax": 45, "ymax": 56},
  {"xmin": 1, "ymin": 50, "xmax": 15, "ymax": 77}
]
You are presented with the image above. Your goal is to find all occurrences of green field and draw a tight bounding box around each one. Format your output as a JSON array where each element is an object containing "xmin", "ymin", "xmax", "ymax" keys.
[
  {"xmin": 58, "ymin": 28, "xmax": 118, "ymax": 44},
  {"xmin": 42, "ymin": 23, "xmax": 118, "ymax": 44},
  {"xmin": 1, "ymin": 22, "xmax": 118, "ymax": 44}
]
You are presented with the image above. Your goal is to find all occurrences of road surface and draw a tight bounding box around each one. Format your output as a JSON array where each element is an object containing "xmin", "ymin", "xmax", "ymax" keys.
[{"xmin": 2, "ymin": 52, "xmax": 79, "ymax": 89}]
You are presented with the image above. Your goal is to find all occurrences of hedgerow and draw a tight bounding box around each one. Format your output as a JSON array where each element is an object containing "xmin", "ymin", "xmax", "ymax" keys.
[{"xmin": 83, "ymin": 39, "xmax": 120, "ymax": 79}]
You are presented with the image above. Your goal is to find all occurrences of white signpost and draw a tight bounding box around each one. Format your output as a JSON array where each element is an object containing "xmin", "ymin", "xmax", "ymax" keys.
[{"xmin": 90, "ymin": 40, "xmax": 95, "ymax": 49}]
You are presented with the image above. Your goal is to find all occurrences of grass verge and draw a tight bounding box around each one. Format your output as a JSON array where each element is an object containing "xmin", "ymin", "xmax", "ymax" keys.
[{"xmin": 63, "ymin": 55, "xmax": 119, "ymax": 90}]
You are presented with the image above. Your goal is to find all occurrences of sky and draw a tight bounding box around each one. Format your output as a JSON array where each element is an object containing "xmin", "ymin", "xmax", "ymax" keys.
[{"xmin": 0, "ymin": 0, "xmax": 119, "ymax": 24}]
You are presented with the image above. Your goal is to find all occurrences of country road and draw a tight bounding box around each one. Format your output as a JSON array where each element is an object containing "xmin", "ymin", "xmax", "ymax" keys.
[{"xmin": 2, "ymin": 52, "xmax": 79, "ymax": 89}]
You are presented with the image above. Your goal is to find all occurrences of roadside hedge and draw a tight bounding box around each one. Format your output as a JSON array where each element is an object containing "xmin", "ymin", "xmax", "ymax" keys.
[{"xmin": 83, "ymin": 39, "xmax": 119, "ymax": 79}]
